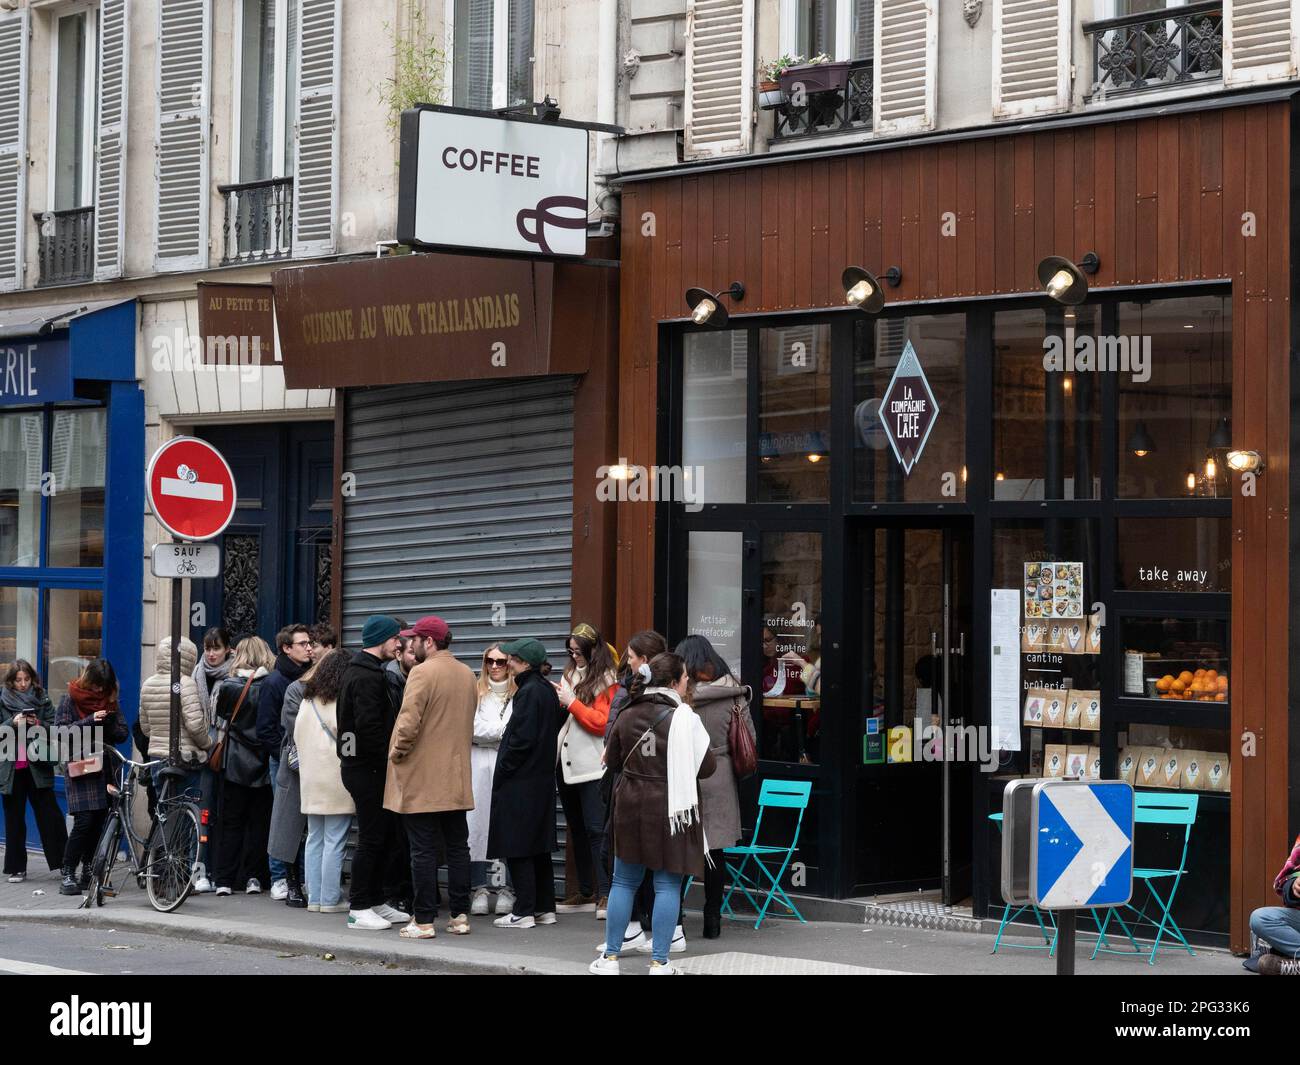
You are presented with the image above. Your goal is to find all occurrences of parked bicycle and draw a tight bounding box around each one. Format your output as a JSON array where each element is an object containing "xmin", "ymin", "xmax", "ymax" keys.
[{"xmin": 86, "ymin": 746, "xmax": 203, "ymax": 913}]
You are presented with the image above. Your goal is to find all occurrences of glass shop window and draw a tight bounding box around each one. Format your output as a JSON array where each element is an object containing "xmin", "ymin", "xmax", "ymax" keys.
[
  {"xmin": 44, "ymin": 588, "xmax": 103, "ymax": 705},
  {"xmin": 993, "ymin": 307, "xmax": 1101, "ymax": 501},
  {"xmin": 48, "ymin": 408, "xmax": 106, "ymax": 568},
  {"xmin": 0, "ymin": 586, "xmax": 38, "ymax": 665},
  {"xmin": 853, "ymin": 313, "xmax": 965, "ymax": 503},
  {"xmin": 681, "ymin": 331, "xmax": 747, "ymax": 505},
  {"xmin": 1118, "ymin": 615, "xmax": 1229, "ymax": 704},
  {"xmin": 1117, "ymin": 295, "xmax": 1232, "ymax": 499},
  {"xmin": 758, "ymin": 324, "xmax": 831, "ymax": 503},
  {"xmin": 759, "ymin": 530, "xmax": 823, "ymax": 764},
  {"xmin": 684, "ymin": 531, "xmax": 743, "ymax": 678},
  {"xmin": 1116, "ymin": 517, "xmax": 1231, "ymax": 593},
  {"xmin": 0, "ymin": 411, "xmax": 43, "ymax": 568}
]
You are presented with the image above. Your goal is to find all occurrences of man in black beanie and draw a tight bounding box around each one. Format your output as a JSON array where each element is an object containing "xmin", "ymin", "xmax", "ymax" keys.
[{"xmin": 337, "ymin": 614, "xmax": 408, "ymax": 931}]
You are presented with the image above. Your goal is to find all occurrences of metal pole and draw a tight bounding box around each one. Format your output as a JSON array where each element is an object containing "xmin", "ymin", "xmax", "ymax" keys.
[
  {"xmin": 1056, "ymin": 910, "xmax": 1076, "ymax": 975},
  {"xmin": 168, "ymin": 542, "xmax": 183, "ymax": 768},
  {"xmin": 941, "ymin": 528, "xmax": 952, "ymax": 905}
]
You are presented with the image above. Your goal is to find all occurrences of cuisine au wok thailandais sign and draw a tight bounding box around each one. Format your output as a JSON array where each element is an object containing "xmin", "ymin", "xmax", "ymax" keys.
[{"xmin": 878, "ymin": 340, "xmax": 939, "ymax": 476}]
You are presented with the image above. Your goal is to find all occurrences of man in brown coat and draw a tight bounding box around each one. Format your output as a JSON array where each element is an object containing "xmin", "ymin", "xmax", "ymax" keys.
[{"xmin": 384, "ymin": 616, "xmax": 479, "ymax": 938}]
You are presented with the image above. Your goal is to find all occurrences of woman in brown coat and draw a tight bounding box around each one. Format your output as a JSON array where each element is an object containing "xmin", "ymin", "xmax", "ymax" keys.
[{"xmin": 591, "ymin": 652, "xmax": 716, "ymax": 976}]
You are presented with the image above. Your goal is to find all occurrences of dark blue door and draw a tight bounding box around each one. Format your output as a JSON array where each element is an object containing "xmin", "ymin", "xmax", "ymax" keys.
[{"xmin": 189, "ymin": 422, "xmax": 333, "ymax": 647}]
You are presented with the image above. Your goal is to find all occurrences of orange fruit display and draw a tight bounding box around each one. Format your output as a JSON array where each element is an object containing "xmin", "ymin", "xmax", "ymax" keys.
[
  {"xmin": 1156, "ymin": 675, "xmax": 1173, "ymax": 693},
  {"xmin": 1177, "ymin": 671, "xmax": 1194, "ymax": 687},
  {"xmin": 1170, "ymin": 679, "xmax": 1185, "ymax": 695}
]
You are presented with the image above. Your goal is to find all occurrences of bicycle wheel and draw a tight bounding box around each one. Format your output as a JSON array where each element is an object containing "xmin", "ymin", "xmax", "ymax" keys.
[
  {"xmin": 89, "ymin": 809, "xmax": 123, "ymax": 908},
  {"xmin": 145, "ymin": 802, "xmax": 201, "ymax": 913}
]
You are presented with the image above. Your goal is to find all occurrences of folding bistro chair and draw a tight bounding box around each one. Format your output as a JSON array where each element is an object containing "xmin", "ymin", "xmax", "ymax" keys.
[
  {"xmin": 721, "ymin": 779, "xmax": 812, "ymax": 930},
  {"xmin": 988, "ymin": 813, "xmax": 1058, "ymax": 955},
  {"xmin": 1090, "ymin": 791, "xmax": 1198, "ymax": 965}
]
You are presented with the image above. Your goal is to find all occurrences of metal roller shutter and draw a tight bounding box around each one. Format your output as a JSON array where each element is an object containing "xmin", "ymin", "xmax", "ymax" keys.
[{"xmin": 342, "ymin": 376, "xmax": 577, "ymax": 665}]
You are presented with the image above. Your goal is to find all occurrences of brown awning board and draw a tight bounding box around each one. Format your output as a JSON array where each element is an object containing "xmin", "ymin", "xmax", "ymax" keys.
[{"xmin": 273, "ymin": 251, "xmax": 607, "ymax": 390}]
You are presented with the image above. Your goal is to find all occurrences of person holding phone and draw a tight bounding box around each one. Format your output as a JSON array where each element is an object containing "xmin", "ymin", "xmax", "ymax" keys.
[
  {"xmin": 0, "ymin": 661, "xmax": 66, "ymax": 882},
  {"xmin": 56, "ymin": 659, "xmax": 129, "ymax": 896}
]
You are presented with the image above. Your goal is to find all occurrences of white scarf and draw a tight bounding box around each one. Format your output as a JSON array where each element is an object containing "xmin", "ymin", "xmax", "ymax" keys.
[{"xmin": 644, "ymin": 686, "xmax": 712, "ymax": 859}]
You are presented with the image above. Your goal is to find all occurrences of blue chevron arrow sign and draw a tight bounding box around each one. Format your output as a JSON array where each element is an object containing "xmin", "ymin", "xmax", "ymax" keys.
[{"xmin": 1029, "ymin": 780, "xmax": 1134, "ymax": 910}]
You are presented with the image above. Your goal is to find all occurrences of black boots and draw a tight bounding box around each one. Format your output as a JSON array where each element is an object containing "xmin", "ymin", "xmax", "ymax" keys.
[
  {"xmin": 285, "ymin": 879, "xmax": 307, "ymax": 908},
  {"xmin": 59, "ymin": 866, "xmax": 80, "ymax": 896},
  {"xmin": 703, "ymin": 911, "xmax": 722, "ymax": 939}
]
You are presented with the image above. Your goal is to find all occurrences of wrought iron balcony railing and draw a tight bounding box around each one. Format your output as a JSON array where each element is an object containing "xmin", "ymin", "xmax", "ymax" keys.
[
  {"xmin": 33, "ymin": 207, "xmax": 94, "ymax": 286},
  {"xmin": 771, "ymin": 60, "xmax": 873, "ymax": 141},
  {"xmin": 1085, "ymin": 1, "xmax": 1223, "ymax": 98},
  {"xmin": 219, "ymin": 177, "xmax": 294, "ymax": 265}
]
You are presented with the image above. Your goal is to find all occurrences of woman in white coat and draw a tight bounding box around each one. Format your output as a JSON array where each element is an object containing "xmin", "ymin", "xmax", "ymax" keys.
[
  {"xmin": 469, "ymin": 644, "xmax": 515, "ymax": 916},
  {"xmin": 293, "ymin": 648, "xmax": 354, "ymax": 913}
]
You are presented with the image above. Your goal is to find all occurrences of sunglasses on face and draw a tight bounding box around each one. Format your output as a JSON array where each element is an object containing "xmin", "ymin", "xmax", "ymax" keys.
[{"xmin": 486, "ymin": 657, "xmax": 509, "ymax": 667}]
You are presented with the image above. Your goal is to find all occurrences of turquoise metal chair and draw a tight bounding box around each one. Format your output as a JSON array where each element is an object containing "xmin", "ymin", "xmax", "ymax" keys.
[
  {"xmin": 988, "ymin": 812, "xmax": 1058, "ymax": 955},
  {"xmin": 1090, "ymin": 791, "xmax": 1198, "ymax": 965},
  {"xmin": 721, "ymin": 778, "xmax": 812, "ymax": 929}
]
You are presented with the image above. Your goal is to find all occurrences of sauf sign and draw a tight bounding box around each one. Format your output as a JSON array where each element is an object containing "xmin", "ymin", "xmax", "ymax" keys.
[{"xmin": 397, "ymin": 106, "xmax": 589, "ymax": 257}]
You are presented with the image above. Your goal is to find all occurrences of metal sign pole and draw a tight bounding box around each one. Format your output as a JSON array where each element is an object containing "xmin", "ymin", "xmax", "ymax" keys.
[
  {"xmin": 168, "ymin": 538, "xmax": 184, "ymax": 769},
  {"xmin": 1057, "ymin": 910, "xmax": 1076, "ymax": 976}
]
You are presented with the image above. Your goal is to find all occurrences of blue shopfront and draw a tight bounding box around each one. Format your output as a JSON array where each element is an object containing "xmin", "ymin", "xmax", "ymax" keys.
[{"xmin": 0, "ymin": 301, "xmax": 144, "ymax": 854}]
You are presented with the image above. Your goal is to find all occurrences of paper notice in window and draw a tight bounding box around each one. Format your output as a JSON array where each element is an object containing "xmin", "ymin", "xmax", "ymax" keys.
[{"xmin": 990, "ymin": 589, "xmax": 1021, "ymax": 752}]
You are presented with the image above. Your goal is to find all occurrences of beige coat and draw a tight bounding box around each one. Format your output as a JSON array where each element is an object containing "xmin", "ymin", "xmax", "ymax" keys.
[
  {"xmin": 384, "ymin": 648, "xmax": 478, "ymax": 814},
  {"xmin": 293, "ymin": 696, "xmax": 353, "ymax": 815},
  {"xmin": 139, "ymin": 638, "xmax": 211, "ymax": 764}
]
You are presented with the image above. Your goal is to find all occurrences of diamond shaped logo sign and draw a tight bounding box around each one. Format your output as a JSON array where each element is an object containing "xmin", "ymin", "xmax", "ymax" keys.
[{"xmin": 878, "ymin": 340, "xmax": 939, "ymax": 476}]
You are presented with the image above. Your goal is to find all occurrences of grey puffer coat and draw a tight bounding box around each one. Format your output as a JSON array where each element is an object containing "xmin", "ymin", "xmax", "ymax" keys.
[{"xmin": 690, "ymin": 677, "xmax": 755, "ymax": 849}]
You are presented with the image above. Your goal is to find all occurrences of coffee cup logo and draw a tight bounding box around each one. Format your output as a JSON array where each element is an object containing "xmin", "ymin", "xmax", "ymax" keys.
[{"xmin": 516, "ymin": 195, "xmax": 588, "ymax": 254}]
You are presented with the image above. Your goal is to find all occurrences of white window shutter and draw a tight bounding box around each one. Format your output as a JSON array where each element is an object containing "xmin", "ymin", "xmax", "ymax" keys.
[
  {"xmin": 1224, "ymin": 0, "xmax": 1300, "ymax": 86},
  {"xmin": 992, "ymin": 0, "xmax": 1069, "ymax": 118},
  {"xmin": 155, "ymin": 0, "xmax": 210, "ymax": 272},
  {"xmin": 0, "ymin": 8, "xmax": 29, "ymax": 293},
  {"xmin": 95, "ymin": 0, "xmax": 130, "ymax": 280},
  {"xmin": 293, "ymin": 0, "xmax": 340, "ymax": 257},
  {"xmin": 683, "ymin": 0, "xmax": 754, "ymax": 160},
  {"xmin": 873, "ymin": 0, "xmax": 936, "ymax": 135}
]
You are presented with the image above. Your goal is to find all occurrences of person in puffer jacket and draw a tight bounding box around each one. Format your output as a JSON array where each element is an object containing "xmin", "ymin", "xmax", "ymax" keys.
[{"xmin": 138, "ymin": 636, "xmax": 211, "ymax": 800}]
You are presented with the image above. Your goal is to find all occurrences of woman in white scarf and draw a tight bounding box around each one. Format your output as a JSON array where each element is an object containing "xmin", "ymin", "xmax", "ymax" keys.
[{"xmin": 591, "ymin": 652, "xmax": 716, "ymax": 976}]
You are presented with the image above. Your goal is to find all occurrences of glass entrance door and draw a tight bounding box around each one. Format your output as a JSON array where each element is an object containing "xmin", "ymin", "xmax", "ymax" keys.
[{"xmin": 854, "ymin": 521, "xmax": 972, "ymax": 903}]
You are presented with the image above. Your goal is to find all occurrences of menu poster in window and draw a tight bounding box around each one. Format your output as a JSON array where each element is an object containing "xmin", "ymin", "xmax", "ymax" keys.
[
  {"xmin": 990, "ymin": 590, "xmax": 1022, "ymax": 751},
  {"xmin": 1023, "ymin": 562, "xmax": 1083, "ymax": 619}
]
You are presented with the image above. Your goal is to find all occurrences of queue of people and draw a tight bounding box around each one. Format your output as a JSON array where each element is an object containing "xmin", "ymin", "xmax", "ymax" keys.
[{"xmin": 0, "ymin": 614, "xmax": 757, "ymax": 974}]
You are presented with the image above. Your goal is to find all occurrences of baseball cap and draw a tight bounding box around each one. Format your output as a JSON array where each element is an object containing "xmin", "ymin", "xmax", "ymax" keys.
[{"xmin": 401, "ymin": 616, "xmax": 450, "ymax": 642}]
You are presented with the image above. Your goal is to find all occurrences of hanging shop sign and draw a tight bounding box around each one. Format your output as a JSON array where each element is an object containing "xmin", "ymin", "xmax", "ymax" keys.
[
  {"xmin": 197, "ymin": 283, "xmax": 276, "ymax": 367},
  {"xmin": 397, "ymin": 106, "xmax": 590, "ymax": 257},
  {"xmin": 0, "ymin": 335, "xmax": 73, "ymax": 405},
  {"xmin": 878, "ymin": 341, "xmax": 939, "ymax": 475}
]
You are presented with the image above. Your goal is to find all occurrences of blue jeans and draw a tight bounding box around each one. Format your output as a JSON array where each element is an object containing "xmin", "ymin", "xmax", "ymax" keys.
[
  {"xmin": 267, "ymin": 757, "xmax": 289, "ymax": 883},
  {"xmin": 304, "ymin": 814, "xmax": 352, "ymax": 908},
  {"xmin": 1249, "ymin": 906, "xmax": 1300, "ymax": 958},
  {"xmin": 604, "ymin": 857, "xmax": 682, "ymax": 964}
]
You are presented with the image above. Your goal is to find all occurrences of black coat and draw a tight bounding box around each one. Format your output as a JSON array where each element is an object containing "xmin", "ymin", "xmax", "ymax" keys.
[
  {"xmin": 214, "ymin": 672, "xmax": 270, "ymax": 787},
  {"xmin": 337, "ymin": 651, "xmax": 395, "ymax": 770},
  {"xmin": 487, "ymin": 668, "xmax": 563, "ymax": 859},
  {"xmin": 255, "ymin": 653, "xmax": 306, "ymax": 754}
]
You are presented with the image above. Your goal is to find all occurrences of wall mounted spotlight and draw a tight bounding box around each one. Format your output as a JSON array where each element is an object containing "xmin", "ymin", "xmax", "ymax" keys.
[
  {"xmin": 842, "ymin": 266, "xmax": 902, "ymax": 314},
  {"xmin": 1226, "ymin": 449, "xmax": 1265, "ymax": 474},
  {"xmin": 685, "ymin": 282, "xmax": 745, "ymax": 328},
  {"xmin": 1038, "ymin": 252, "xmax": 1100, "ymax": 305}
]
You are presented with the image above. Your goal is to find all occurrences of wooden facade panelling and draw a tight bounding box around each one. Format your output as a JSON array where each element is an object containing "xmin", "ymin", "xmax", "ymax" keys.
[{"xmin": 616, "ymin": 101, "xmax": 1292, "ymax": 950}]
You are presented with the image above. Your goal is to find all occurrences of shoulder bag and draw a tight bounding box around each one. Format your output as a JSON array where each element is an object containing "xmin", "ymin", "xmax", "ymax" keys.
[
  {"xmin": 208, "ymin": 675, "xmax": 255, "ymax": 773},
  {"xmin": 728, "ymin": 687, "xmax": 758, "ymax": 780}
]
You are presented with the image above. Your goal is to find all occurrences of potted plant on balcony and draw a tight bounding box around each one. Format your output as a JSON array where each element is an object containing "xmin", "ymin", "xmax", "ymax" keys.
[
  {"xmin": 777, "ymin": 52, "xmax": 853, "ymax": 97},
  {"xmin": 758, "ymin": 55, "xmax": 800, "ymax": 109}
]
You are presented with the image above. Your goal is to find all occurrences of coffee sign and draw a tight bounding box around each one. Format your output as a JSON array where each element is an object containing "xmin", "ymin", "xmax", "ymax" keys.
[
  {"xmin": 878, "ymin": 341, "xmax": 939, "ymax": 476},
  {"xmin": 398, "ymin": 107, "xmax": 590, "ymax": 257}
]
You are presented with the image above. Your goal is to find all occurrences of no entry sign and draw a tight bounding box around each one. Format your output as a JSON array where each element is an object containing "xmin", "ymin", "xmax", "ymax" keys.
[{"xmin": 146, "ymin": 437, "xmax": 237, "ymax": 541}]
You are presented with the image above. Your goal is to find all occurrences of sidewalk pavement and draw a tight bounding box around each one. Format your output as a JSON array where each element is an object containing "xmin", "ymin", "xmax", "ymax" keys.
[{"xmin": 0, "ymin": 861, "xmax": 1242, "ymax": 975}]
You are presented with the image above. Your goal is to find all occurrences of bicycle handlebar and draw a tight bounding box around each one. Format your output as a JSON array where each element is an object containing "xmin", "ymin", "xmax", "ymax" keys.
[{"xmin": 105, "ymin": 745, "xmax": 164, "ymax": 772}]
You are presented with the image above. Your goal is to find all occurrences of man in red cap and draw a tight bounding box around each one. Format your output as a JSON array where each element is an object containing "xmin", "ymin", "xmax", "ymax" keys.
[{"xmin": 384, "ymin": 616, "xmax": 479, "ymax": 938}]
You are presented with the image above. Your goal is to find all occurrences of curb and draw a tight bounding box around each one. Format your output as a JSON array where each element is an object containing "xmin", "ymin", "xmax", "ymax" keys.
[{"xmin": 0, "ymin": 908, "xmax": 582, "ymax": 976}]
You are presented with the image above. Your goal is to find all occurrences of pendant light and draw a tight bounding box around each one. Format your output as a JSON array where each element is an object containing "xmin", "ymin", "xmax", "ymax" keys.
[{"xmin": 1127, "ymin": 421, "xmax": 1156, "ymax": 458}]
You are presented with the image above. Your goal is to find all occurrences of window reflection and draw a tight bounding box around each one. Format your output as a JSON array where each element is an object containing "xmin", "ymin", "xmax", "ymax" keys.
[
  {"xmin": 760, "ymin": 531, "xmax": 822, "ymax": 764},
  {"xmin": 0, "ymin": 412, "xmax": 43, "ymax": 567},
  {"xmin": 759, "ymin": 325, "xmax": 831, "ymax": 502},
  {"xmin": 682, "ymin": 331, "xmax": 747, "ymax": 504}
]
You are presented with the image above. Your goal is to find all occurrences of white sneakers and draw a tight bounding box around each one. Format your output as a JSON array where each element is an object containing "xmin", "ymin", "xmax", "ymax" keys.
[
  {"xmin": 635, "ymin": 925, "xmax": 687, "ymax": 954},
  {"xmin": 493, "ymin": 913, "xmax": 536, "ymax": 929},
  {"xmin": 319, "ymin": 902, "xmax": 350, "ymax": 914},
  {"xmin": 470, "ymin": 888, "xmax": 491, "ymax": 916},
  {"xmin": 193, "ymin": 876, "xmax": 214, "ymax": 894},
  {"xmin": 245, "ymin": 878, "xmax": 263, "ymax": 895},
  {"xmin": 374, "ymin": 902, "xmax": 411, "ymax": 924},
  {"xmin": 495, "ymin": 889, "xmax": 516, "ymax": 915},
  {"xmin": 215, "ymin": 885, "xmax": 233, "ymax": 897},
  {"xmin": 269, "ymin": 878, "xmax": 289, "ymax": 901},
  {"xmin": 648, "ymin": 960, "xmax": 682, "ymax": 976},
  {"xmin": 597, "ymin": 922, "xmax": 647, "ymax": 953},
  {"xmin": 348, "ymin": 907, "xmax": 392, "ymax": 931},
  {"xmin": 534, "ymin": 911, "xmax": 557, "ymax": 925},
  {"xmin": 589, "ymin": 953, "xmax": 621, "ymax": 975}
]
